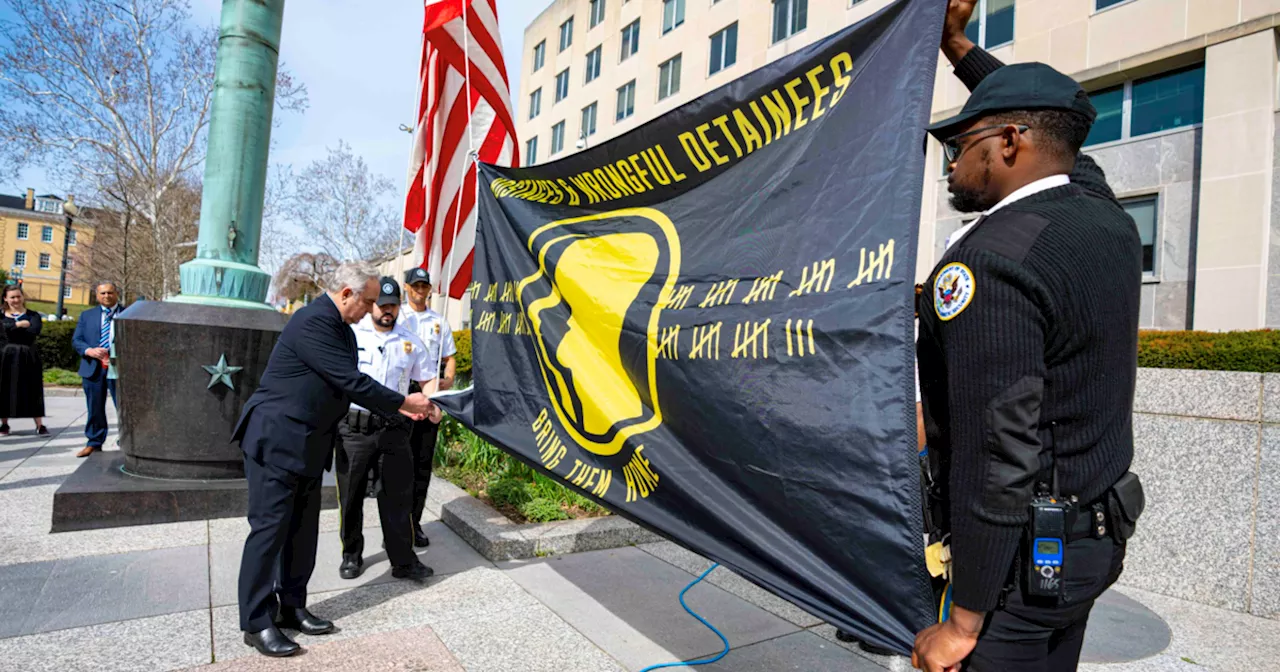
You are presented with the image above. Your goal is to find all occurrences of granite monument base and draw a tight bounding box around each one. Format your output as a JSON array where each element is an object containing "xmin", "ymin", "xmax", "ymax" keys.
[
  {"xmin": 51, "ymin": 452, "xmax": 339, "ymax": 532},
  {"xmin": 114, "ymin": 301, "xmax": 288, "ymax": 480}
]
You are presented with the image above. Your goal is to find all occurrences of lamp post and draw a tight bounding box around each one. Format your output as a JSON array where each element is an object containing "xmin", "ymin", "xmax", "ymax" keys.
[{"xmin": 56, "ymin": 195, "xmax": 78, "ymax": 319}]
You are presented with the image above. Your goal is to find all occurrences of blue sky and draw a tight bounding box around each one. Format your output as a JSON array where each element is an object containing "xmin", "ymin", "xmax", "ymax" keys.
[{"xmin": 3, "ymin": 0, "xmax": 549, "ymax": 204}]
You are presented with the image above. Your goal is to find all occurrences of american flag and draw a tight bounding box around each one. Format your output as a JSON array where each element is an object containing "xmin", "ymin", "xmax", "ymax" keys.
[{"xmin": 404, "ymin": 0, "xmax": 519, "ymax": 299}]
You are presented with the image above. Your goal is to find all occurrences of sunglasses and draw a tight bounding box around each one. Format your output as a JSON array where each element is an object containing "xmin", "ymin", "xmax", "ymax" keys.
[{"xmin": 942, "ymin": 124, "xmax": 1030, "ymax": 164}]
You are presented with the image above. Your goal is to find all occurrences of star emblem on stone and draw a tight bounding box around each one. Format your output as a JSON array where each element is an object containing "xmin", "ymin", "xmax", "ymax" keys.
[{"xmin": 202, "ymin": 354, "xmax": 243, "ymax": 391}]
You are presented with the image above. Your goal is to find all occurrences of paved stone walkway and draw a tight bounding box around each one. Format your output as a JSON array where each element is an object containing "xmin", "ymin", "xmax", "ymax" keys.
[{"xmin": 1, "ymin": 397, "xmax": 1276, "ymax": 670}]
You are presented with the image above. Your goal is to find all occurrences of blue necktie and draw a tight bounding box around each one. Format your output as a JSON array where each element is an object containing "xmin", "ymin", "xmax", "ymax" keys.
[{"xmin": 100, "ymin": 308, "xmax": 112, "ymax": 348}]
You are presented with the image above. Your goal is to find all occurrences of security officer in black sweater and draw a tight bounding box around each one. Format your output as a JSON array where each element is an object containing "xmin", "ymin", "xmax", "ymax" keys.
[{"xmin": 913, "ymin": 2, "xmax": 1146, "ymax": 671}]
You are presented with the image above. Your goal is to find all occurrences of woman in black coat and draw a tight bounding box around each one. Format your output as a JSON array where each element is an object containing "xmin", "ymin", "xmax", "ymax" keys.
[{"xmin": 1, "ymin": 284, "xmax": 47, "ymax": 436}]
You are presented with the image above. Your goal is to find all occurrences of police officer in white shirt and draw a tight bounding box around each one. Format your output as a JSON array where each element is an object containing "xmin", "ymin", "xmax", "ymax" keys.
[
  {"xmin": 336, "ymin": 278, "xmax": 435, "ymax": 583},
  {"xmin": 398, "ymin": 267, "xmax": 458, "ymax": 547}
]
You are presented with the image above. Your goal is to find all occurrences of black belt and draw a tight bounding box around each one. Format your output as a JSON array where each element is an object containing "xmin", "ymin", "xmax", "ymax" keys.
[{"xmin": 344, "ymin": 409, "xmax": 404, "ymax": 435}]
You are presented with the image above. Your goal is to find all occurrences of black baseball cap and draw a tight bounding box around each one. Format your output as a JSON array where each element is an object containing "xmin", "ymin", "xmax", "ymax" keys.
[
  {"xmin": 404, "ymin": 267, "xmax": 432, "ymax": 286},
  {"xmin": 926, "ymin": 62, "xmax": 1097, "ymax": 141},
  {"xmin": 376, "ymin": 277, "xmax": 401, "ymax": 306}
]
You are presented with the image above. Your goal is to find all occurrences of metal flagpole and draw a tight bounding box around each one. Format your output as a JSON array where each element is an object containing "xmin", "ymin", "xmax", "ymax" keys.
[{"xmin": 435, "ymin": 0, "xmax": 478, "ymax": 390}]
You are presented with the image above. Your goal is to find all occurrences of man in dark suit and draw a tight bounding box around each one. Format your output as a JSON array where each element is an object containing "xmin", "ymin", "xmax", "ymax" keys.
[
  {"xmin": 71, "ymin": 282, "xmax": 122, "ymax": 457},
  {"xmin": 233, "ymin": 262, "xmax": 435, "ymax": 658}
]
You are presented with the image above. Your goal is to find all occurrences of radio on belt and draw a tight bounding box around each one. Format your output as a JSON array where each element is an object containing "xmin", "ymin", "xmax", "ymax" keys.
[{"xmin": 1027, "ymin": 495, "xmax": 1067, "ymax": 599}]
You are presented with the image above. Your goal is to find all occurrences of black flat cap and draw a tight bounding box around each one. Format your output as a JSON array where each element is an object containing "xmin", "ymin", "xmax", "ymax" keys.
[
  {"xmin": 926, "ymin": 62, "xmax": 1097, "ymax": 141},
  {"xmin": 404, "ymin": 267, "xmax": 432, "ymax": 286},
  {"xmin": 376, "ymin": 277, "xmax": 401, "ymax": 306}
]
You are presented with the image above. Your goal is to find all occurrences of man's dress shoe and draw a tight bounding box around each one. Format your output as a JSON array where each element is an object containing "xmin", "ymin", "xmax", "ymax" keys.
[
  {"xmin": 243, "ymin": 626, "xmax": 300, "ymax": 657},
  {"xmin": 339, "ymin": 555, "xmax": 363, "ymax": 580},
  {"xmin": 275, "ymin": 607, "xmax": 335, "ymax": 636},
  {"xmin": 392, "ymin": 562, "xmax": 434, "ymax": 582}
]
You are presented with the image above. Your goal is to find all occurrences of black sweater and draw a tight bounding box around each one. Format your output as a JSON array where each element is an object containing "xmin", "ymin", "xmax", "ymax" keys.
[{"xmin": 917, "ymin": 47, "xmax": 1142, "ymax": 611}]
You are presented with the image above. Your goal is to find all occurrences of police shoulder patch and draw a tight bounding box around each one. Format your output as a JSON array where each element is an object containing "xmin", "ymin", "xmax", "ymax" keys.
[{"xmin": 934, "ymin": 262, "xmax": 975, "ymax": 321}]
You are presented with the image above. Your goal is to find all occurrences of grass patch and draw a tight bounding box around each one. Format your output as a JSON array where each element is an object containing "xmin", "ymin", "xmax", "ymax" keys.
[
  {"xmin": 28, "ymin": 300, "xmax": 89, "ymax": 319},
  {"xmin": 434, "ymin": 415, "xmax": 610, "ymax": 523},
  {"xmin": 42, "ymin": 367, "xmax": 80, "ymax": 386}
]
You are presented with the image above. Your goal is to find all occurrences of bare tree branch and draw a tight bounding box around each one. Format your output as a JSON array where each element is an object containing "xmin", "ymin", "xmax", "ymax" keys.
[
  {"xmin": 0, "ymin": 0, "xmax": 308, "ymax": 295},
  {"xmin": 282, "ymin": 140, "xmax": 401, "ymax": 263}
]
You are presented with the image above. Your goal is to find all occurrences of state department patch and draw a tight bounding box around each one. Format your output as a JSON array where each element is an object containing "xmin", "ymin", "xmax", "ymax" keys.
[{"xmin": 934, "ymin": 262, "xmax": 974, "ymax": 321}]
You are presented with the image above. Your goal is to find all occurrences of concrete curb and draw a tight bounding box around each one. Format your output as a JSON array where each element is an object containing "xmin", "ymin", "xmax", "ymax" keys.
[
  {"xmin": 434, "ymin": 479, "xmax": 661, "ymax": 561},
  {"xmin": 44, "ymin": 386, "xmax": 83, "ymax": 397}
]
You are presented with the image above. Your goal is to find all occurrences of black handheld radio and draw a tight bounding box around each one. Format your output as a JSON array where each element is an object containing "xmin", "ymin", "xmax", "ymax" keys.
[{"xmin": 1027, "ymin": 493, "xmax": 1067, "ymax": 599}]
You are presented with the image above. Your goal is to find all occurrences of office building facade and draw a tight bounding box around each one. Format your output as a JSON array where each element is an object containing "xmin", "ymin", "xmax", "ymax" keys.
[{"xmin": 516, "ymin": 0, "xmax": 1280, "ymax": 331}]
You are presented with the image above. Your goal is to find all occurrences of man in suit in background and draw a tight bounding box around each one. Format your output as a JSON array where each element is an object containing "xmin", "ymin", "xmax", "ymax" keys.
[
  {"xmin": 71, "ymin": 282, "xmax": 121, "ymax": 458},
  {"xmin": 233, "ymin": 262, "xmax": 436, "ymax": 658}
]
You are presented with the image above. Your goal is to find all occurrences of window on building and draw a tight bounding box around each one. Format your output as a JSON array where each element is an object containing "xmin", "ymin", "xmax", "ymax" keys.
[
  {"xmin": 13, "ymin": 250, "xmax": 25, "ymax": 268},
  {"xmin": 555, "ymin": 68, "xmax": 570, "ymax": 102},
  {"xmin": 709, "ymin": 23, "xmax": 738, "ymax": 76},
  {"xmin": 589, "ymin": 0, "xmax": 606, "ymax": 28},
  {"xmin": 1122, "ymin": 196, "xmax": 1158, "ymax": 276},
  {"xmin": 581, "ymin": 102, "xmax": 598, "ymax": 139},
  {"xmin": 617, "ymin": 80, "xmax": 637, "ymax": 121},
  {"xmin": 65, "ymin": 256, "xmax": 72, "ymax": 270},
  {"xmin": 551, "ymin": 121, "xmax": 566, "ymax": 154},
  {"xmin": 658, "ymin": 54, "xmax": 682, "ymax": 101},
  {"xmin": 1085, "ymin": 85, "xmax": 1124, "ymax": 146},
  {"xmin": 33, "ymin": 198, "xmax": 61, "ymax": 214},
  {"xmin": 533, "ymin": 40, "xmax": 546, "ymax": 71},
  {"xmin": 1095, "ymin": 0, "xmax": 1129, "ymax": 9},
  {"xmin": 772, "ymin": 0, "xmax": 807, "ymax": 44},
  {"xmin": 585, "ymin": 46, "xmax": 602, "ymax": 84},
  {"xmin": 964, "ymin": 0, "xmax": 1014, "ymax": 49},
  {"xmin": 526, "ymin": 136, "xmax": 539, "ymax": 165},
  {"xmin": 620, "ymin": 20, "xmax": 641, "ymax": 62},
  {"xmin": 68, "ymin": 230, "xmax": 77, "ymax": 246},
  {"xmin": 559, "ymin": 17, "xmax": 574, "ymax": 52},
  {"xmin": 38, "ymin": 252, "xmax": 51, "ymax": 270},
  {"xmin": 41, "ymin": 225, "xmax": 53, "ymax": 243},
  {"xmin": 16, "ymin": 222, "xmax": 28, "ymax": 240},
  {"xmin": 63, "ymin": 284, "xmax": 72, "ymax": 299},
  {"xmin": 1084, "ymin": 64, "xmax": 1205, "ymax": 147},
  {"xmin": 662, "ymin": 0, "xmax": 685, "ymax": 35},
  {"xmin": 1131, "ymin": 65, "xmax": 1205, "ymax": 137},
  {"xmin": 529, "ymin": 88, "xmax": 542, "ymax": 119}
]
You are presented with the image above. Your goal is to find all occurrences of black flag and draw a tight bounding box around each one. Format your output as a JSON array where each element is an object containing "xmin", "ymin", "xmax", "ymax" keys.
[{"xmin": 435, "ymin": 0, "xmax": 944, "ymax": 652}]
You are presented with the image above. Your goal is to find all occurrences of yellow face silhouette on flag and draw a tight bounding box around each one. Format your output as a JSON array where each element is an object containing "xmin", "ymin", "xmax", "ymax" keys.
[{"xmin": 518, "ymin": 208, "xmax": 681, "ymax": 456}]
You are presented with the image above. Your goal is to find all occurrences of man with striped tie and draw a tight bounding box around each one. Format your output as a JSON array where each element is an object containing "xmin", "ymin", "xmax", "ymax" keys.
[{"xmin": 72, "ymin": 282, "xmax": 122, "ymax": 457}]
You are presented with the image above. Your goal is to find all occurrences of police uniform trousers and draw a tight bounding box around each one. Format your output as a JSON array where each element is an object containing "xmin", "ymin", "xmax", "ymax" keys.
[
  {"xmin": 335, "ymin": 411, "xmax": 416, "ymax": 567},
  {"xmin": 408, "ymin": 417, "xmax": 440, "ymax": 531},
  {"xmin": 238, "ymin": 455, "xmax": 322, "ymax": 632},
  {"xmin": 966, "ymin": 536, "xmax": 1126, "ymax": 672}
]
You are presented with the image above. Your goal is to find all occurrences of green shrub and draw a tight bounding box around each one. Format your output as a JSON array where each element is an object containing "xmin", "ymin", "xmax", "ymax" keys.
[
  {"xmin": 42, "ymin": 368, "xmax": 80, "ymax": 386},
  {"xmin": 1138, "ymin": 330, "xmax": 1279, "ymax": 373},
  {"xmin": 453, "ymin": 329, "xmax": 471, "ymax": 374},
  {"xmin": 521, "ymin": 498, "xmax": 570, "ymax": 522},
  {"xmin": 486, "ymin": 477, "xmax": 533, "ymax": 509},
  {"xmin": 35, "ymin": 319, "xmax": 79, "ymax": 371}
]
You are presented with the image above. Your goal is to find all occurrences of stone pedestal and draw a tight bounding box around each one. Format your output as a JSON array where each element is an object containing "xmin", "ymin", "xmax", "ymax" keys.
[
  {"xmin": 115, "ymin": 301, "xmax": 287, "ymax": 479},
  {"xmin": 51, "ymin": 452, "xmax": 338, "ymax": 532}
]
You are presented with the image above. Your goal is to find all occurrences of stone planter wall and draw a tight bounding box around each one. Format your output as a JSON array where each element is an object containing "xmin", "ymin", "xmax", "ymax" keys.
[{"xmin": 1122, "ymin": 368, "xmax": 1280, "ymax": 619}]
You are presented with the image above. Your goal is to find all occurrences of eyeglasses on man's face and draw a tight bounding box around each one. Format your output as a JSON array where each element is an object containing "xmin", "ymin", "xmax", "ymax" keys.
[{"xmin": 943, "ymin": 124, "xmax": 1030, "ymax": 165}]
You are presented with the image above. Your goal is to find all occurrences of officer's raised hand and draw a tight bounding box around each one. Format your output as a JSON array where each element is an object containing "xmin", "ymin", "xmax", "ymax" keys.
[{"xmin": 942, "ymin": 0, "xmax": 978, "ymax": 62}]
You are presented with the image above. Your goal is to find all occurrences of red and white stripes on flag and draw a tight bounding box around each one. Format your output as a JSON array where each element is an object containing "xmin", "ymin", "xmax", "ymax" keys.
[{"xmin": 405, "ymin": 0, "xmax": 519, "ymax": 299}]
